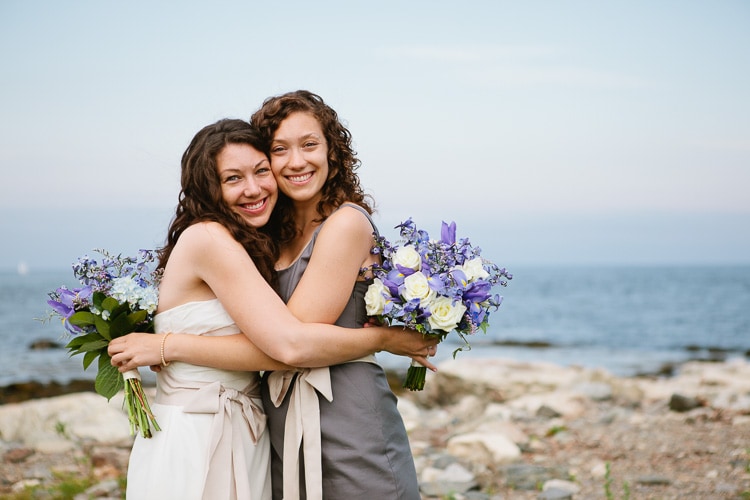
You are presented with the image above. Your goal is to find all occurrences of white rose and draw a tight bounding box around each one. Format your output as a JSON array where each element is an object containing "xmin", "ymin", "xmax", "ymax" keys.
[
  {"xmin": 365, "ymin": 278, "xmax": 389, "ymax": 316},
  {"xmin": 461, "ymin": 257, "xmax": 490, "ymax": 281},
  {"xmin": 402, "ymin": 272, "xmax": 436, "ymax": 307},
  {"xmin": 391, "ymin": 245, "xmax": 421, "ymax": 271},
  {"xmin": 427, "ymin": 296, "xmax": 467, "ymax": 332}
]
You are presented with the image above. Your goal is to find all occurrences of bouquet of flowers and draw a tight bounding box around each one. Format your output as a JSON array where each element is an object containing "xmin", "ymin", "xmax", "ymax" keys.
[
  {"xmin": 44, "ymin": 249, "xmax": 162, "ymax": 438},
  {"xmin": 365, "ymin": 219, "xmax": 512, "ymax": 390}
]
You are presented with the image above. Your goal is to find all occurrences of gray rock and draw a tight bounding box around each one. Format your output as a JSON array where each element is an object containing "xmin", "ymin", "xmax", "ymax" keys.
[
  {"xmin": 536, "ymin": 404, "xmax": 562, "ymax": 419},
  {"xmin": 668, "ymin": 393, "xmax": 701, "ymax": 412},
  {"xmin": 537, "ymin": 488, "xmax": 573, "ymax": 499},
  {"xmin": 636, "ymin": 474, "xmax": 672, "ymax": 485},
  {"xmin": 500, "ymin": 464, "xmax": 570, "ymax": 491}
]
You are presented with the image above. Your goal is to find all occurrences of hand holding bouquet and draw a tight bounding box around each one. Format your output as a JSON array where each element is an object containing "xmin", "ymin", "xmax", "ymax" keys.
[
  {"xmin": 44, "ymin": 249, "xmax": 162, "ymax": 438},
  {"xmin": 365, "ymin": 219, "xmax": 512, "ymax": 390}
]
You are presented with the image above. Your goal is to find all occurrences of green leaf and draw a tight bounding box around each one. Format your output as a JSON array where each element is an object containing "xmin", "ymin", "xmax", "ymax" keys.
[
  {"xmin": 102, "ymin": 296, "xmax": 120, "ymax": 312},
  {"xmin": 110, "ymin": 312, "xmax": 137, "ymax": 338},
  {"xmin": 65, "ymin": 332, "xmax": 103, "ymax": 350},
  {"xmin": 94, "ymin": 316, "xmax": 111, "ymax": 340},
  {"xmin": 95, "ymin": 355, "xmax": 123, "ymax": 400},
  {"xmin": 128, "ymin": 309, "xmax": 148, "ymax": 324},
  {"xmin": 111, "ymin": 302, "xmax": 131, "ymax": 318},
  {"xmin": 82, "ymin": 349, "xmax": 100, "ymax": 370},
  {"xmin": 92, "ymin": 292, "xmax": 105, "ymax": 309},
  {"xmin": 79, "ymin": 340, "xmax": 109, "ymax": 352},
  {"xmin": 69, "ymin": 311, "xmax": 97, "ymax": 327}
]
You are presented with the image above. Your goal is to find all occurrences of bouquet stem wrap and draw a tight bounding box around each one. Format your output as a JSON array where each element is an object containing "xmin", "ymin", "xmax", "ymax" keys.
[
  {"xmin": 403, "ymin": 359, "xmax": 427, "ymax": 391},
  {"xmin": 123, "ymin": 369, "xmax": 160, "ymax": 438}
]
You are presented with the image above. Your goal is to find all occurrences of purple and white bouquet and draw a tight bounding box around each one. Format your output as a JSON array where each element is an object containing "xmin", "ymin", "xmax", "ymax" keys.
[
  {"xmin": 44, "ymin": 249, "xmax": 162, "ymax": 438},
  {"xmin": 365, "ymin": 219, "xmax": 512, "ymax": 390}
]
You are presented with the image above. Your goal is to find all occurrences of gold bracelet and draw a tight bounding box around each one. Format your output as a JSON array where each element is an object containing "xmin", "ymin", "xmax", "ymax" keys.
[{"xmin": 160, "ymin": 332, "xmax": 172, "ymax": 367}]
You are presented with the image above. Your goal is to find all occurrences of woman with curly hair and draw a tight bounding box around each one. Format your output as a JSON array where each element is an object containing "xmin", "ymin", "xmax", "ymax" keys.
[{"xmin": 251, "ymin": 90, "xmax": 423, "ymax": 499}]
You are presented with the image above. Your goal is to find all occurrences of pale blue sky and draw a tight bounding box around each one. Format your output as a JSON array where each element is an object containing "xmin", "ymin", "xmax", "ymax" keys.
[{"xmin": 1, "ymin": 0, "xmax": 749, "ymax": 271}]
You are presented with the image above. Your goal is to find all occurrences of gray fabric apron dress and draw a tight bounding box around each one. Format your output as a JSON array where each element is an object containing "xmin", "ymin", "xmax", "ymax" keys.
[{"xmin": 260, "ymin": 204, "xmax": 420, "ymax": 499}]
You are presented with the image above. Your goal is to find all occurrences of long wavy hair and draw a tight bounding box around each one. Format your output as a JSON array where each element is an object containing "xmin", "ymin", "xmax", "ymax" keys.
[
  {"xmin": 250, "ymin": 90, "xmax": 373, "ymax": 245},
  {"xmin": 158, "ymin": 119, "xmax": 278, "ymax": 288}
]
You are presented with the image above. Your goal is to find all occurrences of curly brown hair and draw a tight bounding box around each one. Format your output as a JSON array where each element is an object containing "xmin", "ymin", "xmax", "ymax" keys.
[
  {"xmin": 250, "ymin": 90, "xmax": 373, "ymax": 244},
  {"xmin": 158, "ymin": 119, "xmax": 278, "ymax": 288}
]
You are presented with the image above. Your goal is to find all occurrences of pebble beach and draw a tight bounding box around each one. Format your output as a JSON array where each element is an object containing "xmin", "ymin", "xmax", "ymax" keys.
[{"xmin": 1, "ymin": 357, "xmax": 749, "ymax": 499}]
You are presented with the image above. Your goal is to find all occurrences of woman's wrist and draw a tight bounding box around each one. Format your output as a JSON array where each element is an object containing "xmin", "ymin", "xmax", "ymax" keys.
[{"xmin": 160, "ymin": 332, "xmax": 172, "ymax": 366}]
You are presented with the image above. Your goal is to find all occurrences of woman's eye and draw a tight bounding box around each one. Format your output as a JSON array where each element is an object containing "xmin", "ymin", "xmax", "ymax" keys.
[{"xmin": 271, "ymin": 145, "xmax": 286, "ymax": 154}]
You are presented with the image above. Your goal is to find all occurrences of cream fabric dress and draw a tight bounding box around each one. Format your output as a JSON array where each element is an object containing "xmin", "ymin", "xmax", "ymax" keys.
[{"xmin": 125, "ymin": 299, "xmax": 271, "ymax": 500}]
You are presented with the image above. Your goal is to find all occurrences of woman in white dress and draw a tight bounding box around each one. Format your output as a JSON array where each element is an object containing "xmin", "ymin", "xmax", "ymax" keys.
[{"xmin": 108, "ymin": 119, "xmax": 437, "ymax": 500}]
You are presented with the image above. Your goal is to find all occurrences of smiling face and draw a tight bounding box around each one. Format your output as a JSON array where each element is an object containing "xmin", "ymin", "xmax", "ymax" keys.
[
  {"xmin": 269, "ymin": 111, "xmax": 329, "ymax": 205},
  {"xmin": 217, "ymin": 143, "xmax": 277, "ymax": 228}
]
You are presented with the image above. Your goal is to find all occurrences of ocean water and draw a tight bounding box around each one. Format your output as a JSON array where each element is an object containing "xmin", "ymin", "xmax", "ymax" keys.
[{"xmin": 1, "ymin": 265, "xmax": 749, "ymax": 387}]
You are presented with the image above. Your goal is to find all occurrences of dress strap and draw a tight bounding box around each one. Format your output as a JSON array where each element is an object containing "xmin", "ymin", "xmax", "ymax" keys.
[{"xmin": 335, "ymin": 202, "xmax": 380, "ymax": 239}]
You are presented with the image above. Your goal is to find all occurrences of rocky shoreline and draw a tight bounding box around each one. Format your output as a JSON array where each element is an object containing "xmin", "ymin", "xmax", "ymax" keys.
[{"xmin": 1, "ymin": 358, "xmax": 749, "ymax": 499}]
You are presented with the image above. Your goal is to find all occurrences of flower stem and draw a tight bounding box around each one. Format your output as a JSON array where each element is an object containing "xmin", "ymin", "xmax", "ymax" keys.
[
  {"xmin": 124, "ymin": 377, "xmax": 160, "ymax": 438},
  {"xmin": 403, "ymin": 364, "xmax": 427, "ymax": 391}
]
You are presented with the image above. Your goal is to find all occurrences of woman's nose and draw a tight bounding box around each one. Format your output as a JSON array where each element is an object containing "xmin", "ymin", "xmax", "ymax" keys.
[
  {"xmin": 287, "ymin": 147, "xmax": 305, "ymax": 169},
  {"xmin": 243, "ymin": 179, "xmax": 262, "ymax": 197}
]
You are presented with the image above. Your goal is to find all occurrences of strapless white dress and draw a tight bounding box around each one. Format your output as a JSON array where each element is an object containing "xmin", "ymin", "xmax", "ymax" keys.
[{"xmin": 125, "ymin": 299, "xmax": 271, "ymax": 500}]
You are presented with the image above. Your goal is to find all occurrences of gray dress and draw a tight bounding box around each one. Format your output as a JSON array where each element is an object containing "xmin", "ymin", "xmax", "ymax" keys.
[{"xmin": 260, "ymin": 204, "xmax": 420, "ymax": 499}]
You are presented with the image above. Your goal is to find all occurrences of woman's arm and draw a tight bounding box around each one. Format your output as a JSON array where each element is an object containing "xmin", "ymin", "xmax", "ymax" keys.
[
  {"xmin": 285, "ymin": 205, "xmax": 376, "ymax": 323},
  {"xmin": 194, "ymin": 221, "xmax": 436, "ymax": 366},
  {"xmin": 110, "ymin": 221, "xmax": 437, "ymax": 372}
]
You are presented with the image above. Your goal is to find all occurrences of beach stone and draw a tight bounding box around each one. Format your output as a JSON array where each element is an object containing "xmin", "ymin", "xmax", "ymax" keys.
[
  {"xmin": 542, "ymin": 479, "xmax": 580, "ymax": 495},
  {"xmin": 424, "ymin": 358, "xmax": 584, "ymax": 405},
  {"xmin": 536, "ymin": 404, "xmax": 562, "ymax": 419},
  {"xmin": 510, "ymin": 392, "xmax": 586, "ymax": 419},
  {"xmin": 537, "ymin": 488, "xmax": 572, "ymax": 500},
  {"xmin": 28, "ymin": 339, "xmax": 63, "ymax": 350},
  {"xmin": 637, "ymin": 474, "xmax": 672, "ymax": 485},
  {"xmin": 471, "ymin": 420, "xmax": 528, "ymax": 446},
  {"xmin": 669, "ymin": 393, "xmax": 702, "ymax": 412},
  {"xmin": 420, "ymin": 462, "xmax": 478, "ymax": 495},
  {"xmin": 447, "ymin": 432, "xmax": 520, "ymax": 464},
  {"xmin": 3, "ymin": 448, "xmax": 34, "ymax": 463},
  {"xmin": 572, "ymin": 381, "xmax": 612, "ymax": 401},
  {"xmin": 77, "ymin": 478, "xmax": 120, "ymax": 498},
  {"xmin": 500, "ymin": 464, "xmax": 569, "ymax": 491},
  {"xmin": 0, "ymin": 391, "xmax": 133, "ymax": 451},
  {"xmin": 397, "ymin": 397, "xmax": 422, "ymax": 432},
  {"xmin": 30, "ymin": 436, "xmax": 76, "ymax": 454}
]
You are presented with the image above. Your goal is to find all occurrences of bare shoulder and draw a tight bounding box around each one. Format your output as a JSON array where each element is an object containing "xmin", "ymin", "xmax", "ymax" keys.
[
  {"xmin": 321, "ymin": 204, "xmax": 375, "ymax": 239},
  {"xmin": 181, "ymin": 221, "xmax": 232, "ymax": 239},
  {"xmin": 179, "ymin": 221, "xmax": 236, "ymax": 247}
]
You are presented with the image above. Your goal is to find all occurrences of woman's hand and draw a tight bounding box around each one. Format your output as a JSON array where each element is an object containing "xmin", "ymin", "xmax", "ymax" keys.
[
  {"xmin": 108, "ymin": 332, "xmax": 166, "ymax": 373},
  {"xmin": 379, "ymin": 326, "xmax": 440, "ymax": 372}
]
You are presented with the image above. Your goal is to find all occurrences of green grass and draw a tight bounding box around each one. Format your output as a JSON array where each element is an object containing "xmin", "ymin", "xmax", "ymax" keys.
[{"xmin": 604, "ymin": 462, "xmax": 630, "ymax": 500}]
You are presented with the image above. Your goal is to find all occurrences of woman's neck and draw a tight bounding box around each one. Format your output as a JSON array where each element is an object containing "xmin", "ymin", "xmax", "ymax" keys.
[{"xmin": 275, "ymin": 200, "xmax": 324, "ymax": 270}]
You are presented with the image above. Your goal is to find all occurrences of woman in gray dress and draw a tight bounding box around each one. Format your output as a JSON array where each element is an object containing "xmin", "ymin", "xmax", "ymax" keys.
[{"xmin": 252, "ymin": 90, "xmax": 422, "ymax": 499}]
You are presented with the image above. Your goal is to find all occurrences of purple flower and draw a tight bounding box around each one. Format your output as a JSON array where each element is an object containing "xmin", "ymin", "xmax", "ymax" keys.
[
  {"xmin": 441, "ymin": 221, "xmax": 456, "ymax": 245},
  {"xmin": 47, "ymin": 286, "xmax": 92, "ymax": 333},
  {"xmin": 464, "ymin": 281, "xmax": 492, "ymax": 304}
]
